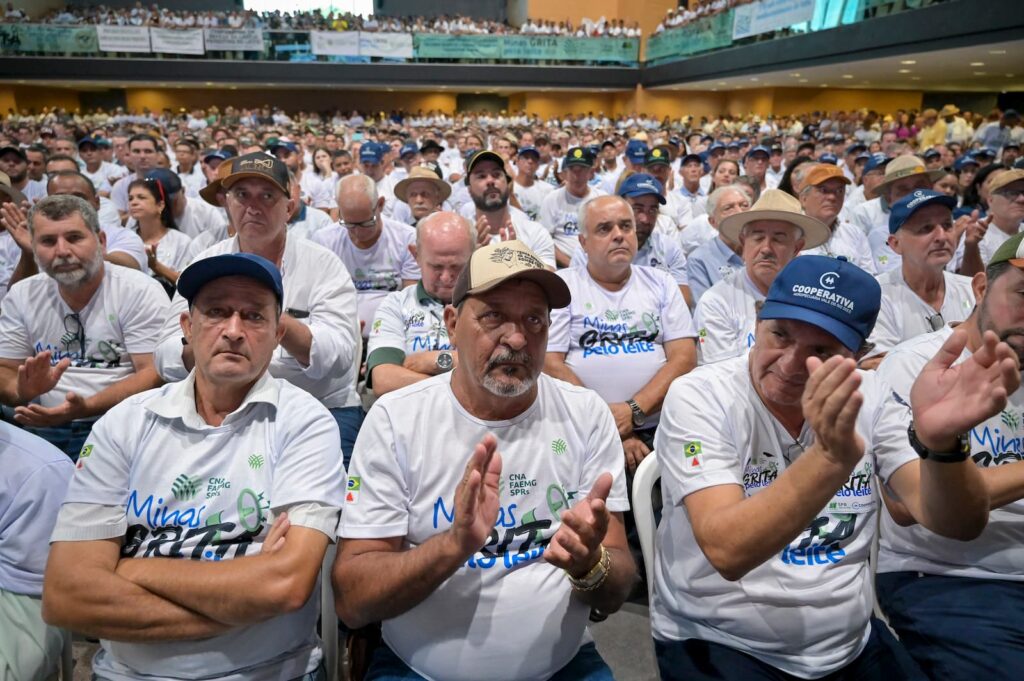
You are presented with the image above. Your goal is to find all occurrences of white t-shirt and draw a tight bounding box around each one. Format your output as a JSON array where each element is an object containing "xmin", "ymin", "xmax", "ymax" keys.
[
  {"xmin": 457, "ymin": 204, "xmax": 557, "ymax": 269},
  {"xmin": 651, "ymin": 356, "xmax": 917, "ymax": 677},
  {"xmin": 366, "ymin": 282, "xmax": 449, "ymax": 358},
  {"xmin": 143, "ymin": 227, "xmax": 194, "ymax": 275},
  {"xmin": 679, "ymin": 213, "xmax": 716, "ymax": 257},
  {"xmin": 570, "ymin": 230, "xmax": 689, "ymax": 286},
  {"xmin": 548, "ymin": 266, "xmax": 695, "ymax": 424},
  {"xmin": 288, "ymin": 204, "xmax": 334, "ymax": 242},
  {"xmin": 312, "ymin": 218, "xmax": 420, "ymax": 338},
  {"xmin": 0, "ymin": 231, "xmax": 22, "ymax": 300},
  {"xmin": 339, "ymin": 372, "xmax": 629, "ymax": 681},
  {"xmin": 877, "ymin": 326, "xmax": 1024, "ymax": 580},
  {"xmin": 800, "ymin": 220, "xmax": 877, "ymax": 275},
  {"xmin": 175, "ymin": 197, "xmax": 228, "ymax": 240},
  {"xmin": 0, "ymin": 266, "xmax": 168, "ymax": 411},
  {"xmin": 979, "ymin": 223, "xmax": 1023, "ymax": 266},
  {"xmin": 81, "ymin": 161, "xmax": 125, "ymax": 195},
  {"xmin": 300, "ymin": 169, "xmax": 337, "ymax": 210},
  {"xmin": 694, "ymin": 268, "xmax": 763, "ymax": 365},
  {"xmin": 175, "ymin": 164, "xmax": 205, "ymax": 199},
  {"xmin": 102, "ymin": 223, "xmax": 148, "ymax": 272},
  {"xmin": 867, "ymin": 269, "xmax": 975, "ymax": 357},
  {"xmin": 538, "ymin": 186, "xmax": 606, "ymax": 257},
  {"xmin": 52, "ymin": 371, "xmax": 345, "ymax": 681},
  {"xmin": 154, "ymin": 235, "xmax": 361, "ymax": 410},
  {"xmin": 512, "ymin": 180, "xmax": 555, "ymax": 222}
]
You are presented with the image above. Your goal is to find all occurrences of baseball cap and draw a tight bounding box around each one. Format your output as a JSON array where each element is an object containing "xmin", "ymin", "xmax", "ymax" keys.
[
  {"xmin": 177, "ymin": 253, "xmax": 284, "ymax": 306},
  {"xmin": 798, "ymin": 163, "xmax": 851, "ymax": 192},
  {"xmin": 39, "ymin": 127, "xmax": 54, "ymax": 137},
  {"xmin": 625, "ymin": 140, "xmax": 649, "ymax": 164},
  {"xmin": 680, "ymin": 152, "xmax": 703, "ymax": 166},
  {"xmin": 718, "ymin": 188, "xmax": 831, "ymax": 249},
  {"xmin": 744, "ymin": 145, "xmax": 770, "ymax": 160},
  {"xmin": 199, "ymin": 157, "xmax": 234, "ymax": 206},
  {"xmin": 219, "ymin": 152, "xmax": 290, "ymax": 196},
  {"xmin": 845, "ymin": 142, "xmax": 867, "ymax": 155},
  {"xmin": 399, "ymin": 141, "xmax": 419, "ymax": 158},
  {"xmin": 973, "ymin": 147, "xmax": 997, "ymax": 159},
  {"xmin": 0, "ymin": 146, "xmax": 27, "ymax": 162},
  {"xmin": 988, "ymin": 231, "xmax": 1024, "ymax": 269},
  {"xmin": 1005, "ymin": 140, "xmax": 1021, "ymax": 150},
  {"xmin": 394, "ymin": 166, "xmax": 452, "ymax": 203},
  {"xmin": 818, "ymin": 153, "xmax": 838, "ymax": 165},
  {"xmin": 359, "ymin": 143, "xmax": 385, "ymax": 165},
  {"xmin": 517, "ymin": 146, "xmax": 540, "ymax": 158},
  {"xmin": 759, "ymin": 255, "xmax": 882, "ymax": 352},
  {"xmin": 987, "ymin": 168, "xmax": 1024, "ymax": 194},
  {"xmin": 77, "ymin": 136, "xmax": 101, "ymax": 149},
  {"xmin": 644, "ymin": 147, "xmax": 671, "ymax": 167},
  {"xmin": 953, "ymin": 154, "xmax": 980, "ymax": 172},
  {"xmin": 562, "ymin": 147, "xmax": 593, "ymax": 170},
  {"xmin": 268, "ymin": 141, "xmax": 299, "ymax": 156},
  {"xmin": 464, "ymin": 150, "xmax": 510, "ymax": 184},
  {"xmin": 419, "ymin": 139, "xmax": 444, "ymax": 154},
  {"xmin": 0, "ymin": 171, "xmax": 28, "ymax": 205},
  {"xmin": 888, "ymin": 189, "xmax": 957, "ymax": 234},
  {"xmin": 707, "ymin": 142, "xmax": 726, "ymax": 154},
  {"xmin": 96, "ymin": 138, "xmax": 112, "ymax": 149},
  {"xmin": 203, "ymin": 149, "xmax": 234, "ymax": 164},
  {"xmin": 922, "ymin": 148, "xmax": 941, "ymax": 160},
  {"xmin": 143, "ymin": 168, "xmax": 183, "ymax": 196},
  {"xmin": 451, "ymin": 240, "xmax": 570, "ymax": 309},
  {"xmin": 617, "ymin": 173, "xmax": 666, "ymax": 205}
]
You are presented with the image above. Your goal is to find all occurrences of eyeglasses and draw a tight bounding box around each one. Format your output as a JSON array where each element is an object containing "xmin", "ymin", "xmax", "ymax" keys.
[
  {"xmin": 62, "ymin": 313, "xmax": 86, "ymax": 356},
  {"xmin": 926, "ymin": 312, "xmax": 945, "ymax": 332},
  {"xmin": 343, "ymin": 217, "xmax": 377, "ymax": 230},
  {"xmin": 993, "ymin": 187, "xmax": 1024, "ymax": 201},
  {"xmin": 811, "ymin": 184, "xmax": 846, "ymax": 197}
]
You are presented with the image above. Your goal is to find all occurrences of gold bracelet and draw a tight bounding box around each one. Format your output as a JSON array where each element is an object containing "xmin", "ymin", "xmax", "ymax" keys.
[{"xmin": 568, "ymin": 545, "xmax": 611, "ymax": 592}]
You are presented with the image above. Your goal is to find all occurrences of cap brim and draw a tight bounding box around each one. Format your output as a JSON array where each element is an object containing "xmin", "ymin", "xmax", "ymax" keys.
[
  {"xmin": 199, "ymin": 181, "xmax": 223, "ymax": 206},
  {"xmin": 621, "ymin": 190, "xmax": 667, "ymax": 205},
  {"xmin": 221, "ymin": 172, "xmax": 288, "ymax": 195},
  {"xmin": 759, "ymin": 300, "xmax": 863, "ymax": 351},
  {"xmin": 0, "ymin": 184, "xmax": 28, "ymax": 206},
  {"xmin": 462, "ymin": 270, "xmax": 571, "ymax": 309},
  {"xmin": 718, "ymin": 209, "xmax": 832, "ymax": 250},
  {"xmin": 394, "ymin": 176, "xmax": 451, "ymax": 203},
  {"xmin": 177, "ymin": 255, "xmax": 282, "ymax": 303}
]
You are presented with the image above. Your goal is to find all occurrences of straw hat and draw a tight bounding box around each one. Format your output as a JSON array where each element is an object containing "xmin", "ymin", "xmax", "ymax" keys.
[
  {"xmin": 718, "ymin": 189, "xmax": 831, "ymax": 248},
  {"xmin": 394, "ymin": 166, "xmax": 451, "ymax": 203},
  {"xmin": 938, "ymin": 104, "xmax": 960, "ymax": 117},
  {"xmin": 875, "ymin": 155, "xmax": 946, "ymax": 193}
]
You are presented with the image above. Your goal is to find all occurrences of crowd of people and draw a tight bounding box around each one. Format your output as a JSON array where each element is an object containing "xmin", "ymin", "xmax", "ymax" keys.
[
  {"xmin": 1, "ymin": 2, "xmax": 638, "ymax": 38},
  {"xmin": 0, "ymin": 97, "xmax": 1022, "ymax": 681},
  {"xmin": 654, "ymin": 0, "xmax": 750, "ymax": 33}
]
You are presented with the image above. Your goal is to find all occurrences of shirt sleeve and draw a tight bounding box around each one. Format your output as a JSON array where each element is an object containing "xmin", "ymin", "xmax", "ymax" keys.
[
  {"xmin": 581, "ymin": 392, "xmax": 629, "ymax": 512},
  {"xmin": 862, "ymin": 370, "xmax": 919, "ymax": 484},
  {"xmin": 865, "ymin": 291, "xmax": 900, "ymax": 358},
  {"xmin": 686, "ymin": 254, "xmax": 713, "ymax": 304},
  {"xmin": 694, "ymin": 290, "xmax": 742, "ymax": 364},
  {"xmin": 537, "ymin": 192, "xmax": 558, "ymax": 235},
  {"xmin": 153, "ymin": 290, "xmax": 191, "ymax": 382},
  {"xmin": 546, "ymin": 300, "xmax": 571, "ymax": 354},
  {"xmin": 120, "ymin": 274, "xmax": 173, "ymax": 354},
  {"xmin": 658, "ymin": 271, "xmax": 696, "ymax": 341},
  {"xmin": 0, "ymin": 287, "xmax": 31, "ymax": 360},
  {"xmin": 654, "ymin": 372, "xmax": 744, "ymax": 508},
  {"xmin": 337, "ymin": 401, "xmax": 410, "ymax": 539},
  {"xmin": 270, "ymin": 394, "xmax": 345, "ymax": 511},
  {"xmin": 665, "ymin": 240, "xmax": 689, "ymax": 286},
  {"xmin": 399, "ymin": 231, "xmax": 421, "ymax": 281},
  {"xmin": 525, "ymin": 220, "xmax": 557, "ymax": 269}
]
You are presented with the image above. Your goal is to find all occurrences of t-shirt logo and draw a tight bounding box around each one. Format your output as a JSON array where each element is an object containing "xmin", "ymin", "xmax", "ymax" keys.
[
  {"xmin": 684, "ymin": 441, "xmax": 702, "ymax": 468},
  {"xmin": 346, "ymin": 476, "xmax": 362, "ymax": 504}
]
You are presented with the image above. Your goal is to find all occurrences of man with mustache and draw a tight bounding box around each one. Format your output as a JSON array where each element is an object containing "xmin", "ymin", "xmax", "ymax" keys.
[
  {"xmin": 694, "ymin": 190, "xmax": 828, "ymax": 364},
  {"xmin": 0, "ymin": 195, "xmax": 168, "ymax": 459},
  {"xmin": 862, "ymin": 190, "xmax": 976, "ymax": 367},
  {"xmin": 334, "ymin": 240, "xmax": 636, "ymax": 681},
  {"xmin": 874, "ymin": 231, "xmax": 1024, "ymax": 679}
]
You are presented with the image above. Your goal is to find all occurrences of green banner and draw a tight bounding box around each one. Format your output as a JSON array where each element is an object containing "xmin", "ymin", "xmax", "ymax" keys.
[
  {"xmin": 413, "ymin": 33, "xmax": 503, "ymax": 60},
  {"xmin": 0, "ymin": 24, "xmax": 99, "ymax": 54},
  {"xmin": 645, "ymin": 9, "xmax": 734, "ymax": 62}
]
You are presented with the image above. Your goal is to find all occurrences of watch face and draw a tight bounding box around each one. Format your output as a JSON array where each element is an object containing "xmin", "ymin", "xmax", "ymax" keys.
[{"xmin": 437, "ymin": 352, "xmax": 453, "ymax": 371}]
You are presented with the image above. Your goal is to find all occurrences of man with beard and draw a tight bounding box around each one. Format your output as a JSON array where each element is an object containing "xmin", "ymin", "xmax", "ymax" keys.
[
  {"xmin": 458, "ymin": 150, "xmax": 555, "ymax": 268},
  {"xmin": 694, "ymin": 190, "xmax": 827, "ymax": 364},
  {"xmin": 0, "ymin": 195, "xmax": 168, "ymax": 459},
  {"xmin": 334, "ymin": 239, "xmax": 636, "ymax": 680},
  {"xmin": 0, "ymin": 145, "xmax": 47, "ymax": 204},
  {"xmin": 873, "ymin": 230, "xmax": 1024, "ymax": 680}
]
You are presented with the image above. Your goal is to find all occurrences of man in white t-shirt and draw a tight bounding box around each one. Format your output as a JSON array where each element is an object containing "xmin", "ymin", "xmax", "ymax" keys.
[
  {"xmin": 539, "ymin": 147, "xmax": 605, "ymax": 267},
  {"xmin": 875, "ymin": 230, "xmax": 1024, "ymax": 680},
  {"xmin": 152, "ymin": 153, "xmax": 363, "ymax": 463},
  {"xmin": 461, "ymin": 150, "xmax": 556, "ymax": 269},
  {"xmin": 0, "ymin": 195, "xmax": 167, "ymax": 460},
  {"xmin": 110, "ymin": 135, "xmax": 161, "ymax": 223},
  {"xmin": 794, "ymin": 163, "xmax": 875, "ymax": 273},
  {"xmin": 43, "ymin": 253, "xmax": 345, "ymax": 681},
  {"xmin": 547, "ymin": 194, "xmax": 697, "ymax": 471},
  {"xmin": 864, "ymin": 190, "xmax": 976, "ymax": 366},
  {"xmin": 366, "ymin": 211, "xmax": 473, "ymax": 396},
  {"xmin": 695, "ymin": 189, "xmax": 828, "ymax": 365},
  {"xmin": 77, "ymin": 136, "xmax": 126, "ymax": 198},
  {"xmin": 512, "ymin": 145, "xmax": 554, "ymax": 222},
  {"xmin": 977, "ymin": 169, "xmax": 1024, "ymax": 265},
  {"xmin": 653, "ymin": 254, "xmax": 1015, "ymax": 680},
  {"xmin": 334, "ymin": 240, "xmax": 636, "ymax": 681},
  {"xmin": 313, "ymin": 174, "xmax": 419, "ymax": 340}
]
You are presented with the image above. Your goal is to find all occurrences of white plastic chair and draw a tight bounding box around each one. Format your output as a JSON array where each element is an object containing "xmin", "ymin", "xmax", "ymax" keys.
[
  {"xmin": 631, "ymin": 451, "xmax": 661, "ymax": 593},
  {"xmin": 320, "ymin": 542, "xmax": 339, "ymax": 681}
]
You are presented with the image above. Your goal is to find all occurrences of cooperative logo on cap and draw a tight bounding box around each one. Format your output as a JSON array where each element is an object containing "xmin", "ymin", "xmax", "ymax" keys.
[
  {"xmin": 907, "ymin": 190, "xmax": 931, "ymax": 209},
  {"xmin": 819, "ymin": 272, "xmax": 839, "ymax": 290},
  {"xmin": 638, "ymin": 181, "xmax": 658, "ymax": 192}
]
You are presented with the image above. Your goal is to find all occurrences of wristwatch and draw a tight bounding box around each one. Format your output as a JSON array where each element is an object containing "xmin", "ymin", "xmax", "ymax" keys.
[
  {"xmin": 907, "ymin": 422, "xmax": 970, "ymax": 463},
  {"xmin": 435, "ymin": 351, "xmax": 454, "ymax": 374},
  {"xmin": 626, "ymin": 398, "xmax": 646, "ymax": 428}
]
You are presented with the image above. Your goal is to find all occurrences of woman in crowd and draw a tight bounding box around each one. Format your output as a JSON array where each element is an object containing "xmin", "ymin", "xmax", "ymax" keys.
[
  {"xmin": 708, "ymin": 158, "xmax": 740, "ymax": 192},
  {"xmin": 127, "ymin": 177, "xmax": 192, "ymax": 297}
]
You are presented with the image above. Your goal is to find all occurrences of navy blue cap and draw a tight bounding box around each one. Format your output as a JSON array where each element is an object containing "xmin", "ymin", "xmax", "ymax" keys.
[
  {"xmin": 143, "ymin": 167, "xmax": 182, "ymax": 196},
  {"xmin": 680, "ymin": 152, "xmax": 703, "ymax": 166},
  {"xmin": 818, "ymin": 152, "xmax": 838, "ymax": 165},
  {"xmin": 177, "ymin": 253, "xmax": 284, "ymax": 305},
  {"xmin": 399, "ymin": 141, "xmax": 419, "ymax": 158},
  {"xmin": 203, "ymin": 149, "xmax": 234, "ymax": 163},
  {"xmin": 708, "ymin": 142, "xmax": 725, "ymax": 153},
  {"xmin": 359, "ymin": 143, "xmax": 385, "ymax": 165},
  {"xmin": 845, "ymin": 143, "xmax": 867, "ymax": 155},
  {"xmin": 954, "ymin": 154, "xmax": 980, "ymax": 172},
  {"xmin": 419, "ymin": 139, "xmax": 444, "ymax": 154},
  {"xmin": 855, "ymin": 151, "xmax": 871, "ymax": 162},
  {"xmin": 1005, "ymin": 140, "xmax": 1021, "ymax": 150},
  {"xmin": 77, "ymin": 136, "xmax": 101, "ymax": 149},
  {"xmin": 974, "ymin": 147, "xmax": 997, "ymax": 158},
  {"xmin": 586, "ymin": 144, "xmax": 601, "ymax": 157},
  {"xmin": 96, "ymin": 138, "xmax": 112, "ymax": 148},
  {"xmin": 922, "ymin": 148, "xmax": 941, "ymax": 159},
  {"xmin": 726, "ymin": 141, "xmax": 741, "ymax": 150},
  {"xmin": 863, "ymin": 153, "xmax": 890, "ymax": 174},
  {"xmin": 745, "ymin": 145, "xmax": 770, "ymax": 160},
  {"xmin": 625, "ymin": 140, "xmax": 648, "ymax": 164},
  {"xmin": 669, "ymin": 136, "xmax": 682, "ymax": 147},
  {"xmin": 563, "ymin": 147, "xmax": 594, "ymax": 169},
  {"xmin": 760, "ymin": 255, "xmax": 881, "ymax": 352},
  {"xmin": 517, "ymin": 145, "xmax": 540, "ymax": 158},
  {"xmin": 700, "ymin": 134, "xmax": 714, "ymax": 143},
  {"xmin": 268, "ymin": 141, "xmax": 299, "ymax": 155},
  {"xmin": 617, "ymin": 173, "xmax": 666, "ymax": 204},
  {"xmin": 888, "ymin": 189, "xmax": 957, "ymax": 234},
  {"xmin": 600, "ymin": 140, "xmax": 617, "ymax": 150}
]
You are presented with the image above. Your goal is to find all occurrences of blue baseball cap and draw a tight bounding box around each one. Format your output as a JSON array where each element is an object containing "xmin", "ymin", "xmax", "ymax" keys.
[
  {"xmin": 845, "ymin": 142, "xmax": 867, "ymax": 155},
  {"xmin": 745, "ymin": 145, "xmax": 770, "ymax": 160},
  {"xmin": 399, "ymin": 141, "xmax": 419, "ymax": 158},
  {"xmin": 726, "ymin": 141, "xmax": 741, "ymax": 150},
  {"xmin": 143, "ymin": 167, "xmax": 182, "ymax": 196},
  {"xmin": 77, "ymin": 136, "xmax": 101, "ymax": 149},
  {"xmin": 359, "ymin": 143, "xmax": 385, "ymax": 165},
  {"xmin": 888, "ymin": 189, "xmax": 957, "ymax": 234},
  {"xmin": 818, "ymin": 152, "xmax": 838, "ymax": 165},
  {"xmin": 625, "ymin": 139, "xmax": 649, "ymax": 164},
  {"xmin": 617, "ymin": 173, "xmax": 666, "ymax": 204},
  {"xmin": 268, "ymin": 141, "xmax": 299, "ymax": 156},
  {"xmin": 759, "ymin": 255, "xmax": 881, "ymax": 352},
  {"xmin": 177, "ymin": 253, "xmax": 284, "ymax": 306},
  {"xmin": 680, "ymin": 152, "xmax": 703, "ymax": 166},
  {"xmin": 954, "ymin": 154, "xmax": 980, "ymax": 172},
  {"xmin": 974, "ymin": 147, "xmax": 997, "ymax": 159},
  {"xmin": 203, "ymin": 149, "xmax": 234, "ymax": 163},
  {"xmin": 707, "ymin": 142, "xmax": 725, "ymax": 154},
  {"xmin": 863, "ymin": 153, "xmax": 890, "ymax": 174},
  {"xmin": 922, "ymin": 148, "xmax": 941, "ymax": 159},
  {"xmin": 517, "ymin": 145, "xmax": 540, "ymax": 158}
]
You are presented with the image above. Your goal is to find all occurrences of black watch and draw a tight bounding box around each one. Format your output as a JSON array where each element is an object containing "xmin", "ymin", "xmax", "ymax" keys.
[
  {"xmin": 626, "ymin": 398, "xmax": 646, "ymax": 428},
  {"xmin": 907, "ymin": 422, "xmax": 970, "ymax": 463},
  {"xmin": 435, "ymin": 351, "xmax": 454, "ymax": 373}
]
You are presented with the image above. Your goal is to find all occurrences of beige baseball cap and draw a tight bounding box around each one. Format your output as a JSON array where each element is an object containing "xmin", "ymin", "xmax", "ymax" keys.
[{"xmin": 452, "ymin": 240, "xmax": 570, "ymax": 308}]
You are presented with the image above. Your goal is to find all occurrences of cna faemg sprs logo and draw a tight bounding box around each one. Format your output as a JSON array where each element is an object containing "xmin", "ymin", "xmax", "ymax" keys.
[{"xmin": 819, "ymin": 271, "xmax": 839, "ymax": 290}]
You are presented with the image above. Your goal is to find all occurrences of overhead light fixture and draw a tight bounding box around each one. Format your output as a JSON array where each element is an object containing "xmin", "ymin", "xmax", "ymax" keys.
[
  {"xmin": 790, "ymin": 73, "xmax": 801, "ymax": 77},
  {"xmin": 1008, "ymin": 74, "xmax": 1016, "ymax": 78},
  {"xmin": 900, "ymin": 60, "xmax": 916, "ymax": 65},
  {"xmin": 989, "ymin": 49, "xmax": 1007, "ymax": 55},
  {"xmin": 898, "ymin": 69, "xmax": 912, "ymax": 74},
  {"xmin": 842, "ymin": 74, "xmax": 854, "ymax": 79},
  {"xmin": 970, "ymin": 62, "xmax": 985, "ymax": 66},
  {"xmin": 749, "ymin": 77, "xmax": 759, "ymax": 81},
  {"xmin": 799, "ymin": 79, "xmax": 809, "ymax": 83},
  {"xmin": 911, "ymin": 76, "xmax": 922, "ymax": 81},
  {"xmin": 718, "ymin": 81, "xmax": 727, "ymax": 85},
  {"xmin": 973, "ymin": 72, "xmax": 987, "ymax": 76}
]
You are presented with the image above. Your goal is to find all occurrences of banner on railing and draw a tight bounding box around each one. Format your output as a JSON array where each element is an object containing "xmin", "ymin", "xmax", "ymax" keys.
[
  {"xmin": 733, "ymin": 0, "xmax": 816, "ymax": 39},
  {"xmin": 95, "ymin": 25, "xmax": 151, "ymax": 53},
  {"xmin": 413, "ymin": 33, "xmax": 502, "ymax": 60},
  {"xmin": 203, "ymin": 27, "xmax": 264, "ymax": 52},
  {"xmin": 358, "ymin": 31, "xmax": 413, "ymax": 58},
  {"xmin": 0, "ymin": 23, "xmax": 98, "ymax": 53},
  {"xmin": 309, "ymin": 30, "xmax": 360, "ymax": 56},
  {"xmin": 646, "ymin": 9, "xmax": 734, "ymax": 61},
  {"xmin": 149, "ymin": 27, "xmax": 204, "ymax": 55},
  {"xmin": 501, "ymin": 35, "xmax": 638, "ymax": 63}
]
